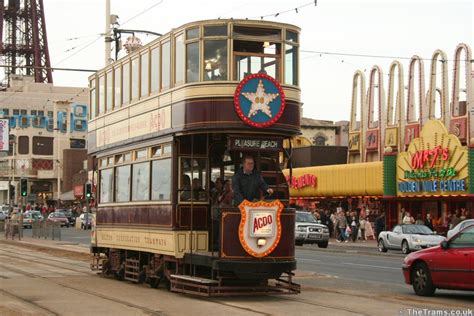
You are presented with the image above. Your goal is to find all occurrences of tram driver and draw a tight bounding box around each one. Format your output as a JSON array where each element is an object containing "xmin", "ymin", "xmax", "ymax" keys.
[{"xmin": 232, "ymin": 155, "xmax": 273, "ymax": 205}]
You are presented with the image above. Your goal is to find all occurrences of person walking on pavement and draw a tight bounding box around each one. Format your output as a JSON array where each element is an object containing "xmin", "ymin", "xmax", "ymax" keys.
[
  {"xmin": 350, "ymin": 215, "xmax": 359, "ymax": 242},
  {"xmin": 336, "ymin": 210, "xmax": 349, "ymax": 242},
  {"xmin": 424, "ymin": 213, "xmax": 434, "ymax": 231},
  {"xmin": 375, "ymin": 211, "xmax": 385, "ymax": 240},
  {"xmin": 359, "ymin": 216, "xmax": 367, "ymax": 242}
]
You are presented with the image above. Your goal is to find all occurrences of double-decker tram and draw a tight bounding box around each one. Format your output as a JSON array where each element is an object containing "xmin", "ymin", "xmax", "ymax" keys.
[{"xmin": 88, "ymin": 19, "xmax": 301, "ymax": 296}]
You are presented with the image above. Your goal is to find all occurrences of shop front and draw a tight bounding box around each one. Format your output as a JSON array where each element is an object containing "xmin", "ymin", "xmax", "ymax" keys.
[{"xmin": 286, "ymin": 120, "xmax": 473, "ymax": 233}]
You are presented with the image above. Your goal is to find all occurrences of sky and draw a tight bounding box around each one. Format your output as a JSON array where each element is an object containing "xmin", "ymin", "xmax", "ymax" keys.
[{"xmin": 42, "ymin": 0, "xmax": 473, "ymax": 122}]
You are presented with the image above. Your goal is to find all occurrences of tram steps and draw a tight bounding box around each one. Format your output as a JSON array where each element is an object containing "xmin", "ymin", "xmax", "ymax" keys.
[{"xmin": 124, "ymin": 258, "xmax": 140, "ymax": 282}]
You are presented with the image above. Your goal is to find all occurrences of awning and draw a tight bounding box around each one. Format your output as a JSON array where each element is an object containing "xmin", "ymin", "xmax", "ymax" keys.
[{"xmin": 283, "ymin": 161, "xmax": 384, "ymax": 198}]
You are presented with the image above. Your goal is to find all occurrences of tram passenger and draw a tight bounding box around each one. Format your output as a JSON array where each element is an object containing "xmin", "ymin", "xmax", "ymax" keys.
[
  {"xmin": 180, "ymin": 175, "xmax": 192, "ymax": 201},
  {"xmin": 232, "ymin": 155, "xmax": 273, "ymax": 205},
  {"xmin": 218, "ymin": 180, "xmax": 233, "ymax": 207}
]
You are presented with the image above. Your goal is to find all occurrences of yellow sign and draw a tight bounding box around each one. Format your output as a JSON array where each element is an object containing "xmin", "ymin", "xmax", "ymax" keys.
[
  {"xmin": 384, "ymin": 127, "xmax": 398, "ymax": 148},
  {"xmin": 348, "ymin": 132, "xmax": 361, "ymax": 152},
  {"xmin": 397, "ymin": 120, "xmax": 469, "ymax": 197}
]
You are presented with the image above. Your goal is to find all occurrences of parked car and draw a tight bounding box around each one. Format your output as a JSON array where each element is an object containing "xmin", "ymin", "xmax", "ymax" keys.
[
  {"xmin": 57, "ymin": 209, "xmax": 76, "ymax": 226},
  {"xmin": 447, "ymin": 219, "xmax": 474, "ymax": 239},
  {"xmin": 79, "ymin": 212, "xmax": 92, "ymax": 230},
  {"xmin": 47, "ymin": 211, "xmax": 70, "ymax": 227},
  {"xmin": 23, "ymin": 212, "xmax": 42, "ymax": 228},
  {"xmin": 0, "ymin": 210, "xmax": 8, "ymax": 221},
  {"xmin": 402, "ymin": 224, "xmax": 474, "ymax": 296},
  {"xmin": 378, "ymin": 224, "xmax": 445, "ymax": 254},
  {"xmin": 295, "ymin": 211, "xmax": 329, "ymax": 248}
]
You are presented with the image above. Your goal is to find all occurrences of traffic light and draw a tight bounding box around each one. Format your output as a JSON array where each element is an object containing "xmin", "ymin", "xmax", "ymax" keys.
[
  {"xmin": 20, "ymin": 178, "xmax": 27, "ymax": 197},
  {"xmin": 9, "ymin": 184, "xmax": 15, "ymax": 200},
  {"xmin": 85, "ymin": 183, "xmax": 92, "ymax": 199}
]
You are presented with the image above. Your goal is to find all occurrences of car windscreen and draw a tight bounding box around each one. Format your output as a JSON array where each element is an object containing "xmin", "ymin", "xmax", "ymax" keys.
[
  {"xmin": 296, "ymin": 212, "xmax": 317, "ymax": 223},
  {"xmin": 403, "ymin": 225, "xmax": 434, "ymax": 235}
]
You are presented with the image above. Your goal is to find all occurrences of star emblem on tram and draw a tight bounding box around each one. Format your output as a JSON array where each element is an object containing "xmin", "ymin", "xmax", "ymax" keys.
[{"xmin": 242, "ymin": 80, "xmax": 279, "ymax": 118}]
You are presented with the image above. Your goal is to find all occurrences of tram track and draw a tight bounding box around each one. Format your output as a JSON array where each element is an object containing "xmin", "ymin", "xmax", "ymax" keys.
[{"xmin": 0, "ymin": 288, "xmax": 58, "ymax": 316}]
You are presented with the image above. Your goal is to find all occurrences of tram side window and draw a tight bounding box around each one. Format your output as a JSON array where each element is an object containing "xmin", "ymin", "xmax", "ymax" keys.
[
  {"xmin": 204, "ymin": 40, "xmax": 227, "ymax": 81},
  {"xmin": 123, "ymin": 62, "xmax": 130, "ymax": 105},
  {"xmin": 132, "ymin": 162, "xmax": 150, "ymax": 201},
  {"xmin": 115, "ymin": 165, "xmax": 131, "ymax": 202},
  {"xmin": 151, "ymin": 159, "xmax": 171, "ymax": 201},
  {"xmin": 285, "ymin": 44, "xmax": 297, "ymax": 85},
  {"xmin": 89, "ymin": 79, "xmax": 96, "ymax": 119},
  {"xmin": 114, "ymin": 66, "xmax": 121, "ymax": 108},
  {"xmin": 150, "ymin": 46, "xmax": 160, "ymax": 93},
  {"xmin": 98, "ymin": 75, "xmax": 105, "ymax": 115},
  {"xmin": 175, "ymin": 34, "xmax": 184, "ymax": 85},
  {"xmin": 141, "ymin": 52, "xmax": 149, "ymax": 98},
  {"xmin": 131, "ymin": 57, "xmax": 139, "ymax": 100},
  {"xmin": 186, "ymin": 42, "xmax": 199, "ymax": 83},
  {"xmin": 179, "ymin": 157, "xmax": 207, "ymax": 202},
  {"xmin": 233, "ymin": 40, "xmax": 280, "ymax": 81},
  {"xmin": 100, "ymin": 168, "xmax": 113, "ymax": 203},
  {"xmin": 162, "ymin": 41, "xmax": 171, "ymax": 90},
  {"xmin": 106, "ymin": 71, "xmax": 113, "ymax": 112}
]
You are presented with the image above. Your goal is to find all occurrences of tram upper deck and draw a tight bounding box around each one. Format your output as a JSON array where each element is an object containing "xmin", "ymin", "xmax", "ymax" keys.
[{"xmin": 87, "ymin": 19, "xmax": 301, "ymax": 154}]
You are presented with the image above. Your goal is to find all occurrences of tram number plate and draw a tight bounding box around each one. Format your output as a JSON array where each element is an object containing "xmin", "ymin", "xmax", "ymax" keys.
[{"xmin": 308, "ymin": 234, "xmax": 321, "ymax": 239}]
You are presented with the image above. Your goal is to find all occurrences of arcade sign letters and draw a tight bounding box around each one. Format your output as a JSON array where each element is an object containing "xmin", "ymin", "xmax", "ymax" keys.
[{"xmin": 285, "ymin": 174, "xmax": 317, "ymax": 189}]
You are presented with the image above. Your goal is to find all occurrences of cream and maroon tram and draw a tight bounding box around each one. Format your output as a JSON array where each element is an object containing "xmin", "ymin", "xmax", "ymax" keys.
[{"xmin": 88, "ymin": 19, "xmax": 301, "ymax": 296}]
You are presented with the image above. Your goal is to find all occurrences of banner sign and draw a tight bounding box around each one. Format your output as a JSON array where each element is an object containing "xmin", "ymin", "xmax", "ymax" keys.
[
  {"xmin": 0, "ymin": 119, "xmax": 9, "ymax": 151},
  {"xmin": 229, "ymin": 136, "xmax": 283, "ymax": 151}
]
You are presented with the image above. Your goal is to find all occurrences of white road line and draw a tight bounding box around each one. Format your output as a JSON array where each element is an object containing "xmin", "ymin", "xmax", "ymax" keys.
[{"xmin": 343, "ymin": 262, "xmax": 400, "ymax": 270}]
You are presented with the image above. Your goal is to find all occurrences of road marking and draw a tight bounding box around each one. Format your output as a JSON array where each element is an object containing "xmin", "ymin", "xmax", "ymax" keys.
[
  {"xmin": 296, "ymin": 258, "xmax": 321, "ymax": 262},
  {"xmin": 343, "ymin": 262, "xmax": 400, "ymax": 270}
]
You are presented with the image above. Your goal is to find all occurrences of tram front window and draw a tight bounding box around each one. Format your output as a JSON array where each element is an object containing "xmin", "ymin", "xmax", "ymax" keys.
[{"xmin": 234, "ymin": 40, "xmax": 280, "ymax": 81}]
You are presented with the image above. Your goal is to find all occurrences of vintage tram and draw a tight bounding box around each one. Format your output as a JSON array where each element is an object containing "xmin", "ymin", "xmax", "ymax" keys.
[{"xmin": 88, "ymin": 19, "xmax": 301, "ymax": 296}]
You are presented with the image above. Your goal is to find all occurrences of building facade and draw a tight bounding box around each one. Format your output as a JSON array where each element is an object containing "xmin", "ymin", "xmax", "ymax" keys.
[{"xmin": 0, "ymin": 76, "xmax": 88, "ymax": 206}]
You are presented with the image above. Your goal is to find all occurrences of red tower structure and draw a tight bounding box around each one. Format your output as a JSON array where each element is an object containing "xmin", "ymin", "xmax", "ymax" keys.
[{"xmin": 0, "ymin": 0, "xmax": 52, "ymax": 87}]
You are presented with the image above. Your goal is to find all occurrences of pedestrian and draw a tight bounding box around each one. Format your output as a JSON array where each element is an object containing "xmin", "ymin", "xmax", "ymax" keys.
[
  {"xmin": 375, "ymin": 211, "xmax": 385, "ymax": 240},
  {"xmin": 402, "ymin": 211, "xmax": 414, "ymax": 224},
  {"xmin": 359, "ymin": 216, "xmax": 367, "ymax": 241},
  {"xmin": 450, "ymin": 209, "xmax": 462, "ymax": 229},
  {"xmin": 232, "ymin": 155, "xmax": 273, "ymax": 205},
  {"xmin": 336, "ymin": 210, "xmax": 348, "ymax": 243},
  {"xmin": 424, "ymin": 213, "xmax": 434, "ymax": 231},
  {"xmin": 350, "ymin": 215, "xmax": 359, "ymax": 242},
  {"xmin": 415, "ymin": 214, "xmax": 424, "ymax": 225}
]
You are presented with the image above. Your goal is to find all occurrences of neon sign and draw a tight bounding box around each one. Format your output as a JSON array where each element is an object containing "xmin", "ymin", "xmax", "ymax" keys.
[
  {"xmin": 411, "ymin": 145, "xmax": 449, "ymax": 169},
  {"xmin": 286, "ymin": 174, "xmax": 317, "ymax": 189}
]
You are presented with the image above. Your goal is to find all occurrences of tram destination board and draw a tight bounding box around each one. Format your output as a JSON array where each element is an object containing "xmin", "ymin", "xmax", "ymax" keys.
[{"xmin": 229, "ymin": 136, "xmax": 283, "ymax": 152}]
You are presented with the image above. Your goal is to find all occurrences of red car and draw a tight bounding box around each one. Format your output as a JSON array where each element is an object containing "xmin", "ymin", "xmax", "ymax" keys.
[
  {"xmin": 47, "ymin": 211, "xmax": 70, "ymax": 227},
  {"xmin": 402, "ymin": 224, "xmax": 474, "ymax": 296}
]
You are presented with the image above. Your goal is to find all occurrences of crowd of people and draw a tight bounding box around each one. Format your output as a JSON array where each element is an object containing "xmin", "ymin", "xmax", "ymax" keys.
[{"xmin": 401, "ymin": 207, "xmax": 470, "ymax": 231}]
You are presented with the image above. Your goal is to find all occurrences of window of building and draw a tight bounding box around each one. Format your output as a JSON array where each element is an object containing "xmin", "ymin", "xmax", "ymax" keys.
[
  {"xmin": 106, "ymin": 71, "xmax": 113, "ymax": 112},
  {"xmin": 204, "ymin": 40, "xmax": 227, "ymax": 81},
  {"xmin": 122, "ymin": 61, "xmax": 130, "ymax": 105},
  {"xmin": 124, "ymin": 152, "xmax": 132, "ymax": 162},
  {"xmin": 132, "ymin": 162, "xmax": 150, "ymax": 201},
  {"xmin": 135, "ymin": 149, "xmax": 147, "ymax": 160},
  {"xmin": 20, "ymin": 109, "xmax": 27, "ymax": 115},
  {"xmin": 89, "ymin": 79, "xmax": 96, "ymax": 119},
  {"xmin": 161, "ymin": 41, "xmax": 171, "ymax": 90},
  {"xmin": 131, "ymin": 57, "xmax": 139, "ymax": 100},
  {"xmin": 186, "ymin": 41, "xmax": 199, "ymax": 83},
  {"xmin": 115, "ymin": 154, "xmax": 124, "ymax": 164},
  {"xmin": 163, "ymin": 143, "xmax": 172, "ymax": 155},
  {"xmin": 38, "ymin": 110, "xmax": 44, "ymax": 116},
  {"xmin": 152, "ymin": 159, "xmax": 171, "ymax": 200},
  {"xmin": 32, "ymin": 136, "xmax": 53, "ymax": 155},
  {"xmin": 115, "ymin": 165, "xmax": 130, "ymax": 202},
  {"xmin": 175, "ymin": 34, "xmax": 184, "ymax": 85},
  {"xmin": 114, "ymin": 66, "xmax": 121, "ymax": 108},
  {"xmin": 100, "ymin": 168, "xmax": 113, "ymax": 203},
  {"xmin": 18, "ymin": 136, "xmax": 29, "ymax": 154},
  {"xmin": 13, "ymin": 109, "xmax": 19, "ymax": 115},
  {"xmin": 150, "ymin": 46, "xmax": 160, "ymax": 93},
  {"xmin": 314, "ymin": 136, "xmax": 326, "ymax": 146},
  {"xmin": 140, "ymin": 52, "xmax": 149, "ymax": 98},
  {"xmin": 31, "ymin": 110, "xmax": 37, "ymax": 116},
  {"xmin": 98, "ymin": 75, "xmax": 105, "ymax": 114},
  {"xmin": 152, "ymin": 146, "xmax": 162, "ymax": 157},
  {"xmin": 47, "ymin": 111, "xmax": 53, "ymax": 118}
]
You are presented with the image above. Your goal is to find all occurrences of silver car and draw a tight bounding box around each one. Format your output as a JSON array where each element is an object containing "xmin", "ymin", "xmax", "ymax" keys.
[
  {"xmin": 378, "ymin": 224, "xmax": 445, "ymax": 254},
  {"xmin": 447, "ymin": 219, "xmax": 474, "ymax": 239},
  {"xmin": 295, "ymin": 211, "xmax": 329, "ymax": 248}
]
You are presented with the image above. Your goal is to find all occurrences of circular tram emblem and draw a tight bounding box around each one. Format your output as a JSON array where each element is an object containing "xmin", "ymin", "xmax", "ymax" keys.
[{"xmin": 234, "ymin": 73, "xmax": 286, "ymax": 128}]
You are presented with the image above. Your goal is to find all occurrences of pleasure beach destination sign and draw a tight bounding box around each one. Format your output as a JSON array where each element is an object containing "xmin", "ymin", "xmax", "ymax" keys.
[{"xmin": 397, "ymin": 120, "xmax": 469, "ymax": 197}]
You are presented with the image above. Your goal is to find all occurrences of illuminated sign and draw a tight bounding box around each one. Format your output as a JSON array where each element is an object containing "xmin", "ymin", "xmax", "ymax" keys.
[
  {"xmin": 411, "ymin": 145, "xmax": 449, "ymax": 169},
  {"xmin": 285, "ymin": 174, "xmax": 317, "ymax": 189}
]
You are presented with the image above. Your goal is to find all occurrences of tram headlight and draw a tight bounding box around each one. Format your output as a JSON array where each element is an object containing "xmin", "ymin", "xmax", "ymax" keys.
[{"xmin": 257, "ymin": 238, "xmax": 267, "ymax": 247}]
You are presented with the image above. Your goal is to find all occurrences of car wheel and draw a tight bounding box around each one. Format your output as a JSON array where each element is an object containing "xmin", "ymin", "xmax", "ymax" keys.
[
  {"xmin": 317, "ymin": 241, "xmax": 328, "ymax": 248},
  {"xmin": 412, "ymin": 262, "xmax": 435, "ymax": 296},
  {"xmin": 402, "ymin": 240, "xmax": 410, "ymax": 254},
  {"xmin": 378, "ymin": 239, "xmax": 388, "ymax": 252},
  {"xmin": 295, "ymin": 240, "xmax": 304, "ymax": 246}
]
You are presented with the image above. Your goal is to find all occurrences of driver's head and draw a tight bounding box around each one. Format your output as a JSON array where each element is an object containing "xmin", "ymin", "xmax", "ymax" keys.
[{"xmin": 242, "ymin": 155, "xmax": 255, "ymax": 174}]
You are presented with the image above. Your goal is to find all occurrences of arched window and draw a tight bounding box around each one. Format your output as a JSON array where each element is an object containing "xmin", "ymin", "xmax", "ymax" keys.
[{"xmin": 314, "ymin": 136, "xmax": 326, "ymax": 146}]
